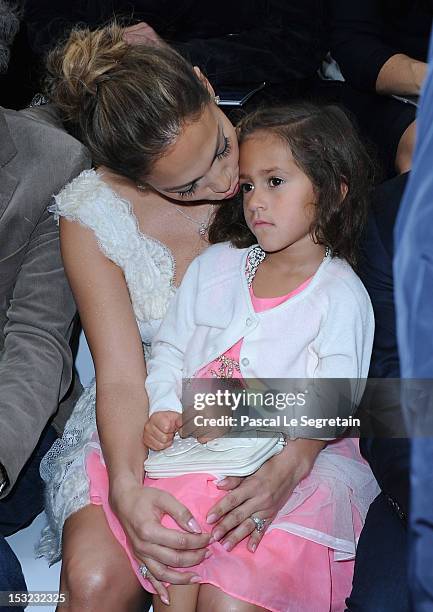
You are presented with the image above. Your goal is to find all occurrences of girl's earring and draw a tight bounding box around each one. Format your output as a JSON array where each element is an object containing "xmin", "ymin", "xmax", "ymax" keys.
[{"xmin": 214, "ymin": 95, "xmax": 221, "ymax": 105}]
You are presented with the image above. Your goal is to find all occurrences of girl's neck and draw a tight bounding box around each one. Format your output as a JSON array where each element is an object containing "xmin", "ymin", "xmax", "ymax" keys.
[
  {"xmin": 264, "ymin": 239, "xmax": 326, "ymax": 277},
  {"xmin": 252, "ymin": 239, "xmax": 326, "ymax": 299}
]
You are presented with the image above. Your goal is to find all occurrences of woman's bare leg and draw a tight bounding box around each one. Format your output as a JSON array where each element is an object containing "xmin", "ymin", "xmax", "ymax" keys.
[
  {"xmin": 152, "ymin": 585, "xmax": 199, "ymax": 612},
  {"xmin": 197, "ymin": 584, "xmax": 269, "ymax": 612},
  {"xmin": 58, "ymin": 504, "xmax": 149, "ymax": 611}
]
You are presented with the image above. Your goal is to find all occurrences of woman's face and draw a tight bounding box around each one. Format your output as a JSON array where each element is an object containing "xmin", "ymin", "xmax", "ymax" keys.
[{"xmin": 146, "ymin": 103, "xmax": 239, "ymax": 202}]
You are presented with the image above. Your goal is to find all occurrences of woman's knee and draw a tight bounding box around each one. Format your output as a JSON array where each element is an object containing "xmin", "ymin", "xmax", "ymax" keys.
[
  {"xmin": 197, "ymin": 584, "xmax": 267, "ymax": 612},
  {"xmin": 60, "ymin": 505, "xmax": 145, "ymax": 610},
  {"xmin": 61, "ymin": 550, "xmax": 119, "ymax": 607}
]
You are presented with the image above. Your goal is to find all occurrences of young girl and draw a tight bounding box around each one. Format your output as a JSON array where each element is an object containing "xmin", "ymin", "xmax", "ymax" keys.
[{"xmin": 87, "ymin": 104, "xmax": 378, "ymax": 611}]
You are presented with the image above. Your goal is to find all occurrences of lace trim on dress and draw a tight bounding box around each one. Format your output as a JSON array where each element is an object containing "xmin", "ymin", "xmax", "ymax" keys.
[
  {"xmin": 245, "ymin": 245, "xmax": 266, "ymax": 288},
  {"xmin": 37, "ymin": 384, "xmax": 97, "ymax": 564},
  {"xmin": 48, "ymin": 169, "xmax": 175, "ymax": 321}
]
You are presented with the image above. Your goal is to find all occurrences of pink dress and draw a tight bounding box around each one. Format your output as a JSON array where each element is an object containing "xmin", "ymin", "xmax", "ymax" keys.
[{"xmin": 86, "ymin": 279, "xmax": 377, "ymax": 612}]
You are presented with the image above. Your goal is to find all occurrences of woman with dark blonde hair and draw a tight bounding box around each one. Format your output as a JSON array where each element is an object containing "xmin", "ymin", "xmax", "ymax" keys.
[{"xmin": 38, "ymin": 23, "xmax": 336, "ymax": 611}]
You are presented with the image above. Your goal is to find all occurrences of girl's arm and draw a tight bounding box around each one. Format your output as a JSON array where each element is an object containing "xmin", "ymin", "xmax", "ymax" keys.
[
  {"xmin": 60, "ymin": 218, "xmax": 211, "ymax": 595},
  {"xmin": 145, "ymin": 257, "xmax": 201, "ymax": 414}
]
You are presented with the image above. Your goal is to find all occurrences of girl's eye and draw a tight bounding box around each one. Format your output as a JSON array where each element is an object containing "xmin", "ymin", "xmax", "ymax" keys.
[
  {"xmin": 216, "ymin": 136, "xmax": 232, "ymax": 160},
  {"xmin": 269, "ymin": 177, "xmax": 284, "ymax": 187},
  {"xmin": 240, "ymin": 183, "xmax": 253, "ymax": 194},
  {"xmin": 177, "ymin": 183, "xmax": 198, "ymax": 198}
]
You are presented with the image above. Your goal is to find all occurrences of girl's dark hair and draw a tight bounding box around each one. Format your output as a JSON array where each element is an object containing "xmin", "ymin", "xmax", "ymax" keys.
[
  {"xmin": 45, "ymin": 22, "xmax": 211, "ymax": 183},
  {"xmin": 208, "ymin": 103, "xmax": 376, "ymax": 268}
]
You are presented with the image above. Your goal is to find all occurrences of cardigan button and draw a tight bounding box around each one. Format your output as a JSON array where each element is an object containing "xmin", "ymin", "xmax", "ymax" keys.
[
  {"xmin": 246, "ymin": 317, "xmax": 253, "ymax": 326},
  {"xmin": 241, "ymin": 357, "xmax": 249, "ymax": 366}
]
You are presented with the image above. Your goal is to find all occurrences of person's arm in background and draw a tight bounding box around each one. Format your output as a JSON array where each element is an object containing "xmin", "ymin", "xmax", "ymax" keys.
[
  {"xmin": 376, "ymin": 55, "xmax": 427, "ymax": 96},
  {"xmin": 0, "ymin": 154, "xmax": 88, "ymax": 497},
  {"xmin": 330, "ymin": 0, "xmax": 427, "ymax": 95},
  {"xmin": 330, "ymin": 0, "xmax": 426, "ymax": 173}
]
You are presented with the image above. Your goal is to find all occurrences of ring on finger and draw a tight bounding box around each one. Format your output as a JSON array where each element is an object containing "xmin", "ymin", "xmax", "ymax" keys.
[
  {"xmin": 138, "ymin": 563, "xmax": 149, "ymax": 579},
  {"xmin": 250, "ymin": 515, "xmax": 267, "ymax": 533}
]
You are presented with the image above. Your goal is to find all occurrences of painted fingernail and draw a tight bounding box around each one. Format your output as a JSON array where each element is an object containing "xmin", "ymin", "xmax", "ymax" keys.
[
  {"xmin": 212, "ymin": 530, "xmax": 222, "ymax": 541},
  {"xmin": 222, "ymin": 541, "xmax": 232, "ymax": 551},
  {"xmin": 190, "ymin": 576, "xmax": 201, "ymax": 583},
  {"xmin": 161, "ymin": 596, "xmax": 170, "ymax": 605},
  {"xmin": 250, "ymin": 543, "xmax": 257, "ymax": 552},
  {"xmin": 204, "ymin": 549, "xmax": 213, "ymax": 558},
  {"xmin": 207, "ymin": 513, "xmax": 218, "ymax": 524},
  {"xmin": 187, "ymin": 518, "xmax": 202, "ymax": 533},
  {"xmin": 209, "ymin": 536, "xmax": 216, "ymax": 544},
  {"xmin": 216, "ymin": 478, "xmax": 228, "ymax": 486}
]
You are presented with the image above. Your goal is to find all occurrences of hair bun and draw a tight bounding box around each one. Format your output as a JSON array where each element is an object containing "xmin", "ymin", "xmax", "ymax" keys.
[{"xmin": 46, "ymin": 24, "xmax": 127, "ymax": 123}]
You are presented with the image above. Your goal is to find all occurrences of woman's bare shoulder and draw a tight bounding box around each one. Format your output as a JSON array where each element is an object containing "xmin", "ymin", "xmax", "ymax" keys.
[{"xmin": 96, "ymin": 165, "xmax": 132, "ymax": 193}]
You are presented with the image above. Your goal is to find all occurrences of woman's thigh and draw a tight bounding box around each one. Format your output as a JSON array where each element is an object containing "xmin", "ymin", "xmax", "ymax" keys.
[
  {"xmin": 60, "ymin": 503, "xmax": 150, "ymax": 612},
  {"xmin": 197, "ymin": 584, "xmax": 269, "ymax": 612}
]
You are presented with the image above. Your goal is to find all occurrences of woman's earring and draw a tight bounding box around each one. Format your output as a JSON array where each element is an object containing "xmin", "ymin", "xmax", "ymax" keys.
[{"xmin": 214, "ymin": 95, "xmax": 221, "ymax": 105}]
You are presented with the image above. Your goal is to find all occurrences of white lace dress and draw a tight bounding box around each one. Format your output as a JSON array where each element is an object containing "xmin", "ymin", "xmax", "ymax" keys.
[{"xmin": 37, "ymin": 169, "xmax": 176, "ymax": 564}]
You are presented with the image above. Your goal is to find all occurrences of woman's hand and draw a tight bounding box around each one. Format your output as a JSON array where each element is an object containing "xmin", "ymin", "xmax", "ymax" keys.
[
  {"xmin": 123, "ymin": 22, "xmax": 165, "ymax": 47},
  {"xmin": 109, "ymin": 477, "xmax": 211, "ymax": 605},
  {"xmin": 206, "ymin": 439, "xmax": 325, "ymax": 553}
]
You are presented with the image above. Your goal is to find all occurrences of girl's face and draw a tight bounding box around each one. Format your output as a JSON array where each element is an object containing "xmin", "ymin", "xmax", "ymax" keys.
[
  {"xmin": 240, "ymin": 131, "xmax": 316, "ymax": 253},
  {"xmin": 146, "ymin": 103, "xmax": 239, "ymax": 202}
]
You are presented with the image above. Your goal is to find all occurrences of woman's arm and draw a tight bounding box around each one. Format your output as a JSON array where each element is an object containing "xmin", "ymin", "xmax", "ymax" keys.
[
  {"xmin": 145, "ymin": 256, "xmax": 200, "ymax": 415},
  {"xmin": 60, "ymin": 216, "xmax": 149, "ymax": 487},
  {"xmin": 330, "ymin": 0, "xmax": 427, "ymax": 95},
  {"xmin": 376, "ymin": 54, "xmax": 427, "ymax": 96},
  {"xmin": 60, "ymin": 218, "xmax": 211, "ymax": 598}
]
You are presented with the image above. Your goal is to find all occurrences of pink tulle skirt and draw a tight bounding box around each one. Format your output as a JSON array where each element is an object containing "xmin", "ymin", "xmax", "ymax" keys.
[{"xmin": 86, "ymin": 438, "xmax": 378, "ymax": 611}]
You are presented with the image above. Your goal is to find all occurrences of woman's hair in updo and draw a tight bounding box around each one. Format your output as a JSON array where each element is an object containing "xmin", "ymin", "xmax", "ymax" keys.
[{"xmin": 45, "ymin": 22, "xmax": 212, "ymax": 182}]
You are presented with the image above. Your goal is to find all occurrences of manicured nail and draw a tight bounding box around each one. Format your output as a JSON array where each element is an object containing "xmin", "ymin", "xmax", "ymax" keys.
[
  {"xmin": 209, "ymin": 536, "xmax": 216, "ymax": 544},
  {"xmin": 187, "ymin": 518, "xmax": 202, "ymax": 533},
  {"xmin": 250, "ymin": 543, "xmax": 257, "ymax": 552},
  {"xmin": 161, "ymin": 596, "xmax": 170, "ymax": 605},
  {"xmin": 212, "ymin": 530, "xmax": 222, "ymax": 541},
  {"xmin": 204, "ymin": 549, "xmax": 213, "ymax": 558},
  {"xmin": 222, "ymin": 541, "xmax": 232, "ymax": 551},
  {"xmin": 190, "ymin": 576, "xmax": 201, "ymax": 583},
  {"xmin": 207, "ymin": 513, "xmax": 218, "ymax": 524}
]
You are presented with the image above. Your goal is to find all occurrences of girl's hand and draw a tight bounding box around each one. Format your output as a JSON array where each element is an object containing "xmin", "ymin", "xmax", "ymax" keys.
[
  {"xmin": 110, "ymin": 478, "xmax": 211, "ymax": 605},
  {"xmin": 207, "ymin": 439, "xmax": 325, "ymax": 552},
  {"xmin": 143, "ymin": 410, "xmax": 182, "ymax": 450}
]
